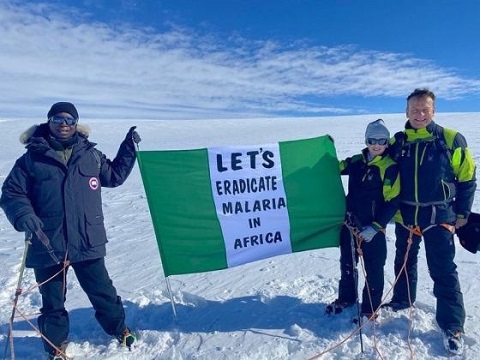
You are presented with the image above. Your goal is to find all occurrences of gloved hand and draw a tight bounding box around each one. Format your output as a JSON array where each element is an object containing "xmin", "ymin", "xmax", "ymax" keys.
[
  {"xmin": 16, "ymin": 214, "xmax": 43, "ymax": 234},
  {"xmin": 126, "ymin": 126, "xmax": 141, "ymax": 144},
  {"xmin": 359, "ymin": 223, "xmax": 381, "ymax": 242}
]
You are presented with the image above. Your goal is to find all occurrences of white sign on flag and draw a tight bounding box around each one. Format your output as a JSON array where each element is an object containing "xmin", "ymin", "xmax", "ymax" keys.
[{"xmin": 208, "ymin": 144, "xmax": 292, "ymax": 267}]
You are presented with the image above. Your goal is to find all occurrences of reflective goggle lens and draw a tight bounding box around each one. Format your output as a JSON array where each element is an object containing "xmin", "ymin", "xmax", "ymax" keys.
[
  {"xmin": 49, "ymin": 115, "xmax": 78, "ymax": 125},
  {"xmin": 366, "ymin": 138, "xmax": 388, "ymax": 146}
]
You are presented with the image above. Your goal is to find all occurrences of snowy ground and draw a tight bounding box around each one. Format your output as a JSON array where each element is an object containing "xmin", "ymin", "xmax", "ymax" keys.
[{"xmin": 1, "ymin": 114, "xmax": 480, "ymax": 359}]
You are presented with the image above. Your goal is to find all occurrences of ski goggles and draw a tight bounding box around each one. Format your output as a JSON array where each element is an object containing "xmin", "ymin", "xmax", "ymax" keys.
[
  {"xmin": 366, "ymin": 138, "xmax": 388, "ymax": 146},
  {"xmin": 48, "ymin": 115, "xmax": 78, "ymax": 126}
]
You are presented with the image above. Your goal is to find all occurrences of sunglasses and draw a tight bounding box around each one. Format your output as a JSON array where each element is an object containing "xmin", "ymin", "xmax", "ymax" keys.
[
  {"xmin": 366, "ymin": 138, "xmax": 388, "ymax": 146},
  {"xmin": 49, "ymin": 115, "xmax": 78, "ymax": 126}
]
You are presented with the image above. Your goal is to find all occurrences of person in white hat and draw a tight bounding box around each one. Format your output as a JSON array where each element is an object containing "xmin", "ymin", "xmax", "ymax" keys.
[{"xmin": 326, "ymin": 119, "xmax": 400, "ymax": 321}]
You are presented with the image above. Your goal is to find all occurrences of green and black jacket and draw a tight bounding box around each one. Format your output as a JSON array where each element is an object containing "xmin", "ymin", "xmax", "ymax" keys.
[
  {"xmin": 389, "ymin": 121, "xmax": 476, "ymax": 227},
  {"xmin": 339, "ymin": 148, "xmax": 400, "ymax": 228}
]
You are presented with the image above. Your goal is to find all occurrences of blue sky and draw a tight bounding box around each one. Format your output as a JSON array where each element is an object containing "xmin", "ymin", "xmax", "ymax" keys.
[{"xmin": 1, "ymin": 0, "xmax": 480, "ymax": 120}]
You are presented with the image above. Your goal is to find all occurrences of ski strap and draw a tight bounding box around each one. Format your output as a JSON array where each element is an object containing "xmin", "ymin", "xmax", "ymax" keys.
[{"xmin": 34, "ymin": 229, "xmax": 61, "ymax": 264}]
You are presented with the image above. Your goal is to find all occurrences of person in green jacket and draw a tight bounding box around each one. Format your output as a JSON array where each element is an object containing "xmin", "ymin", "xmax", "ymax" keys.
[
  {"xmin": 326, "ymin": 119, "xmax": 400, "ymax": 320},
  {"xmin": 384, "ymin": 88, "xmax": 476, "ymax": 356}
]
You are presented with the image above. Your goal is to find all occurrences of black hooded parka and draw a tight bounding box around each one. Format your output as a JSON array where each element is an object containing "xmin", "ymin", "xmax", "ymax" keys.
[{"xmin": 0, "ymin": 123, "xmax": 137, "ymax": 268}]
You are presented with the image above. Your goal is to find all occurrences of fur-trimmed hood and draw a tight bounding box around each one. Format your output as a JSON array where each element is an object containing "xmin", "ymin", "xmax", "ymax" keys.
[{"xmin": 20, "ymin": 123, "xmax": 90, "ymax": 145}]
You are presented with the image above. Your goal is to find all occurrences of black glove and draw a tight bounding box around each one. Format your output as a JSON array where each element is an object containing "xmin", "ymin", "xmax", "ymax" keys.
[
  {"xmin": 126, "ymin": 126, "xmax": 141, "ymax": 144},
  {"xmin": 16, "ymin": 214, "xmax": 43, "ymax": 233}
]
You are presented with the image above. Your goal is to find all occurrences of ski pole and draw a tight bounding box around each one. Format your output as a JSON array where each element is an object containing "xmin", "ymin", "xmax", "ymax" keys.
[
  {"xmin": 348, "ymin": 227, "xmax": 364, "ymax": 354},
  {"xmin": 3, "ymin": 232, "xmax": 31, "ymax": 360}
]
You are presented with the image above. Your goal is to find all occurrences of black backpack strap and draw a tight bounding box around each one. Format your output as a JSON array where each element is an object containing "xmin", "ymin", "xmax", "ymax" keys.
[
  {"xmin": 432, "ymin": 125, "xmax": 452, "ymax": 161},
  {"xmin": 388, "ymin": 131, "xmax": 406, "ymax": 162}
]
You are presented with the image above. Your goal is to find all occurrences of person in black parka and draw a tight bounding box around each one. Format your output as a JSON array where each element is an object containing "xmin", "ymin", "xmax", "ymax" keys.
[{"xmin": 0, "ymin": 102, "xmax": 140, "ymax": 359}]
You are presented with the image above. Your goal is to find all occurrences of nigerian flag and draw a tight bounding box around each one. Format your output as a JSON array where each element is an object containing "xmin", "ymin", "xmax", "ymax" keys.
[{"xmin": 138, "ymin": 135, "xmax": 345, "ymax": 276}]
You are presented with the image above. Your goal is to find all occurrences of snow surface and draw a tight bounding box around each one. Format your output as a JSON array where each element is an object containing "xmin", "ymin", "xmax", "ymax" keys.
[{"xmin": 1, "ymin": 114, "xmax": 480, "ymax": 359}]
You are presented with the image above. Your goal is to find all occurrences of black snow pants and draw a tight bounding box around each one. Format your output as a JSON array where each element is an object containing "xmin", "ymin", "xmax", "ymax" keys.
[
  {"xmin": 34, "ymin": 257, "xmax": 126, "ymax": 355},
  {"xmin": 392, "ymin": 223, "xmax": 465, "ymax": 333},
  {"xmin": 337, "ymin": 224, "xmax": 387, "ymax": 314}
]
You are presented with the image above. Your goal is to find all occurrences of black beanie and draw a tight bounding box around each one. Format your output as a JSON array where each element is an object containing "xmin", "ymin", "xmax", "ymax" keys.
[{"xmin": 47, "ymin": 102, "xmax": 79, "ymax": 119}]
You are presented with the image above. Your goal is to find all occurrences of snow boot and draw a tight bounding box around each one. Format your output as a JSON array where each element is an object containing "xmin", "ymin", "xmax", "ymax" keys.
[
  {"xmin": 352, "ymin": 312, "xmax": 378, "ymax": 324},
  {"xmin": 47, "ymin": 341, "xmax": 69, "ymax": 360},
  {"xmin": 381, "ymin": 300, "xmax": 411, "ymax": 312},
  {"xmin": 443, "ymin": 330, "xmax": 464, "ymax": 356},
  {"xmin": 325, "ymin": 299, "xmax": 355, "ymax": 315},
  {"xmin": 117, "ymin": 327, "xmax": 136, "ymax": 349}
]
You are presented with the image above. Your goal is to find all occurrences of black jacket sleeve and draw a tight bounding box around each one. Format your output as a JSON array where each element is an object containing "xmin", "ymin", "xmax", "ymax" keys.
[
  {"xmin": 0, "ymin": 154, "xmax": 37, "ymax": 230},
  {"xmin": 97, "ymin": 134, "xmax": 137, "ymax": 188}
]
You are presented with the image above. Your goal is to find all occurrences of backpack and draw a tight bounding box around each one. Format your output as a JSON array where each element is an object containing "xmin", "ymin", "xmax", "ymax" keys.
[{"xmin": 456, "ymin": 211, "xmax": 480, "ymax": 253}]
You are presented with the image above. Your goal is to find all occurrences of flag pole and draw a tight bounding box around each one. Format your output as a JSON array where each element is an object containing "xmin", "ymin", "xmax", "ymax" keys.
[
  {"xmin": 135, "ymin": 139, "xmax": 178, "ymax": 319},
  {"xmin": 165, "ymin": 276, "xmax": 177, "ymax": 319}
]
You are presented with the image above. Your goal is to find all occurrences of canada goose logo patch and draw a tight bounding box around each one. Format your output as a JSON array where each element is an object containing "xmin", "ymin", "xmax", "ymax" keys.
[{"xmin": 89, "ymin": 177, "xmax": 99, "ymax": 190}]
